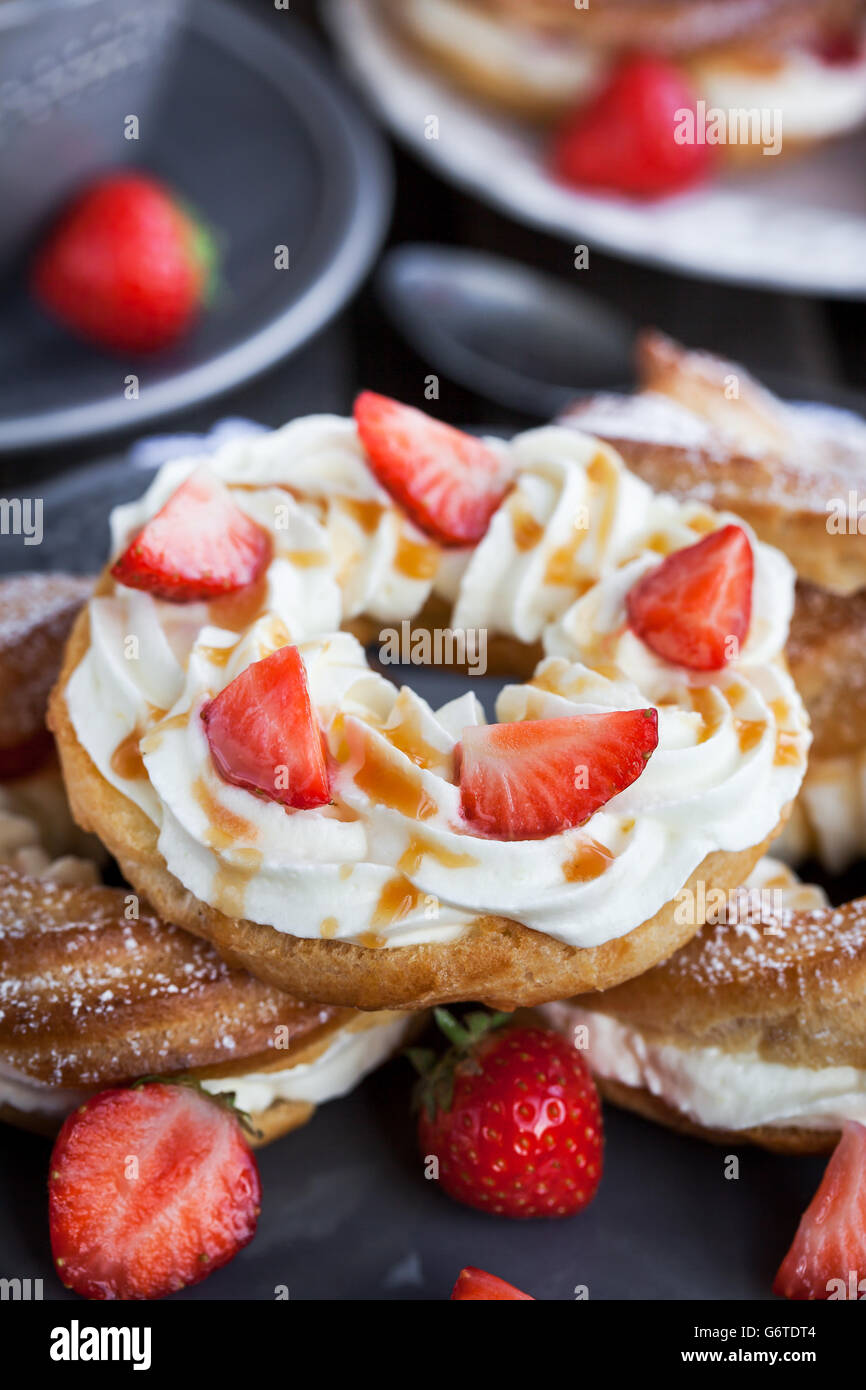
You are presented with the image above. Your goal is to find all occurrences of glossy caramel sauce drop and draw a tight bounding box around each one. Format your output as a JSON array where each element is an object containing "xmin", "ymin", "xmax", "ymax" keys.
[
  {"xmin": 690, "ymin": 687, "xmax": 723, "ymax": 742},
  {"xmin": 563, "ymin": 838, "xmax": 614, "ymax": 883},
  {"xmin": 341, "ymin": 498, "xmax": 385, "ymax": 534},
  {"xmin": 723, "ymin": 680, "xmax": 748, "ymax": 709},
  {"xmin": 769, "ymin": 697, "xmax": 789, "ymax": 725},
  {"xmin": 286, "ymin": 549, "xmax": 329, "ymax": 569},
  {"xmin": 398, "ymin": 834, "xmax": 478, "ymax": 875},
  {"xmin": 734, "ymin": 718, "xmax": 767, "ymax": 754},
  {"xmin": 193, "ymin": 776, "xmax": 259, "ymax": 849},
  {"xmin": 587, "ymin": 451, "xmax": 618, "ymax": 551},
  {"xmin": 646, "ymin": 532, "xmax": 676, "ymax": 555},
  {"xmin": 198, "ymin": 642, "xmax": 238, "ymax": 668},
  {"xmin": 372, "ymin": 874, "xmax": 422, "ymax": 928},
  {"xmin": 140, "ymin": 710, "xmax": 191, "ymax": 756},
  {"xmin": 385, "ymin": 694, "xmax": 452, "ymax": 775},
  {"xmin": 543, "ymin": 542, "xmax": 593, "ymax": 592},
  {"xmin": 353, "ymin": 736, "xmax": 437, "ymax": 820},
  {"xmin": 509, "ymin": 500, "xmax": 544, "ymax": 552},
  {"xmin": 110, "ymin": 728, "xmax": 147, "ymax": 780},
  {"xmin": 774, "ymin": 731, "xmax": 802, "ymax": 766},
  {"xmin": 395, "ymin": 533, "xmax": 439, "ymax": 580}
]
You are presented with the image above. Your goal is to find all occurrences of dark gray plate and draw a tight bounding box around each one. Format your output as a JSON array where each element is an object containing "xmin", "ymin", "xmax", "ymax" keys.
[
  {"xmin": 0, "ymin": 0, "xmax": 391, "ymax": 452},
  {"xmin": 0, "ymin": 452, "xmax": 860, "ymax": 1302}
]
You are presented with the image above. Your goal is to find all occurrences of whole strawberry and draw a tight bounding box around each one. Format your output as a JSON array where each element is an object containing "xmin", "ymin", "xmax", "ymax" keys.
[
  {"xmin": 31, "ymin": 172, "xmax": 214, "ymax": 354},
  {"xmin": 550, "ymin": 54, "xmax": 715, "ymax": 199},
  {"xmin": 413, "ymin": 1010, "xmax": 603, "ymax": 1219}
]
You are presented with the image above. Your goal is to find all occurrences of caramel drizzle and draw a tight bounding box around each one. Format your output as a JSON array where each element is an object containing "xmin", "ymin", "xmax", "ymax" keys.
[
  {"xmin": 384, "ymin": 693, "xmax": 452, "ymax": 775},
  {"xmin": 562, "ymin": 838, "xmax": 614, "ymax": 883},
  {"xmin": 352, "ymin": 734, "xmax": 437, "ymax": 821},
  {"xmin": 198, "ymin": 643, "xmax": 238, "ymax": 668},
  {"xmin": 211, "ymin": 848, "xmax": 263, "ymax": 919},
  {"xmin": 371, "ymin": 874, "xmax": 422, "ymax": 929},
  {"xmin": 398, "ymin": 834, "xmax": 478, "ymax": 875},
  {"xmin": 395, "ymin": 532, "xmax": 439, "ymax": 580},
  {"xmin": 341, "ymin": 498, "xmax": 385, "ymax": 534},
  {"xmin": 193, "ymin": 776, "xmax": 259, "ymax": 849},
  {"xmin": 286, "ymin": 549, "xmax": 329, "ymax": 569},
  {"xmin": 509, "ymin": 499, "xmax": 544, "ymax": 552},
  {"xmin": 110, "ymin": 727, "xmax": 147, "ymax": 781}
]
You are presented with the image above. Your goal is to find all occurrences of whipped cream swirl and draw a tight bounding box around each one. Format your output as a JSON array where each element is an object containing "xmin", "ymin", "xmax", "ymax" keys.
[{"xmin": 67, "ymin": 419, "xmax": 810, "ymax": 951}]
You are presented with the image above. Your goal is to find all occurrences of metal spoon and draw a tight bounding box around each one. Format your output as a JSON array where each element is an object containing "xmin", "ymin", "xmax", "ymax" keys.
[{"xmin": 375, "ymin": 244, "xmax": 635, "ymax": 418}]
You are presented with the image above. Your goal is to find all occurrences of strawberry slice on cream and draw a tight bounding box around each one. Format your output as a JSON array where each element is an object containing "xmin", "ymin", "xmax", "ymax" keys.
[
  {"xmin": 201, "ymin": 645, "xmax": 330, "ymax": 810},
  {"xmin": 626, "ymin": 524, "xmax": 753, "ymax": 670},
  {"xmin": 111, "ymin": 467, "xmax": 270, "ymax": 603},
  {"xmin": 354, "ymin": 391, "xmax": 510, "ymax": 546},
  {"xmin": 458, "ymin": 709, "xmax": 658, "ymax": 841}
]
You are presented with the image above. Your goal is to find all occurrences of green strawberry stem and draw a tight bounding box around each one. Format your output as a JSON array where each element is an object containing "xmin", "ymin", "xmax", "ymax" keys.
[
  {"xmin": 132, "ymin": 1073, "xmax": 260, "ymax": 1139},
  {"xmin": 407, "ymin": 1007, "xmax": 512, "ymax": 1121}
]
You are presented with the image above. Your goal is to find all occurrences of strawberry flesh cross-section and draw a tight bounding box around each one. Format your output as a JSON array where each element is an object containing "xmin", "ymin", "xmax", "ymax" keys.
[
  {"xmin": 354, "ymin": 391, "xmax": 511, "ymax": 546},
  {"xmin": 201, "ymin": 645, "xmax": 330, "ymax": 810},
  {"xmin": 458, "ymin": 708, "xmax": 658, "ymax": 841},
  {"xmin": 111, "ymin": 467, "xmax": 270, "ymax": 603},
  {"xmin": 626, "ymin": 523, "xmax": 753, "ymax": 670}
]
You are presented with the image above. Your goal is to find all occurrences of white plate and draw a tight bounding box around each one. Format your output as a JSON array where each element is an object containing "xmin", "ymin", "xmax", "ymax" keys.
[{"xmin": 326, "ymin": 0, "xmax": 866, "ymax": 299}]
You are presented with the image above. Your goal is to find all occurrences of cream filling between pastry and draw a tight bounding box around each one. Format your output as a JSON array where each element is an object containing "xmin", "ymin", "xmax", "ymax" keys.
[
  {"xmin": 538, "ymin": 1001, "xmax": 866, "ymax": 1133},
  {"xmin": 0, "ymin": 1014, "xmax": 413, "ymax": 1120}
]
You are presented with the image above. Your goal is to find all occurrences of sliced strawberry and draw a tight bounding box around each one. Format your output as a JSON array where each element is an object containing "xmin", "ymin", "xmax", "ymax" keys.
[
  {"xmin": 626, "ymin": 524, "xmax": 753, "ymax": 671},
  {"xmin": 451, "ymin": 1267, "xmax": 534, "ymax": 1301},
  {"xmin": 49, "ymin": 1082, "xmax": 261, "ymax": 1300},
  {"xmin": 111, "ymin": 468, "xmax": 270, "ymax": 603},
  {"xmin": 550, "ymin": 54, "xmax": 715, "ymax": 199},
  {"xmin": 774, "ymin": 1122, "xmax": 866, "ymax": 1301},
  {"xmin": 458, "ymin": 709, "xmax": 658, "ymax": 840},
  {"xmin": 354, "ymin": 391, "xmax": 509, "ymax": 545},
  {"xmin": 201, "ymin": 644, "xmax": 329, "ymax": 810}
]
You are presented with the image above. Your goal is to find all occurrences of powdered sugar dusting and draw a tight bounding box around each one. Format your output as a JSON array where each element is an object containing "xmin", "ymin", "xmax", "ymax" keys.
[
  {"xmin": 0, "ymin": 866, "xmax": 337, "ymax": 1087},
  {"xmin": 666, "ymin": 896, "xmax": 866, "ymax": 993}
]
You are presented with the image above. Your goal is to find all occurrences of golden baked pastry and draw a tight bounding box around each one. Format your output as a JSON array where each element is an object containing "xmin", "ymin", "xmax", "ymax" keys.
[
  {"xmin": 539, "ymin": 859, "xmax": 865, "ymax": 1154},
  {"xmin": 0, "ymin": 864, "xmax": 415, "ymax": 1144}
]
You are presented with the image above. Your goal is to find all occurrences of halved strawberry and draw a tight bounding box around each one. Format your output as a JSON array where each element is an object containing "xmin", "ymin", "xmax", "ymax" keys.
[
  {"xmin": 353, "ymin": 391, "xmax": 509, "ymax": 545},
  {"xmin": 49, "ymin": 1082, "xmax": 261, "ymax": 1301},
  {"xmin": 626, "ymin": 524, "xmax": 753, "ymax": 670},
  {"xmin": 458, "ymin": 709, "xmax": 658, "ymax": 840},
  {"xmin": 201, "ymin": 644, "xmax": 329, "ymax": 810},
  {"xmin": 111, "ymin": 468, "xmax": 270, "ymax": 603},
  {"xmin": 550, "ymin": 54, "xmax": 715, "ymax": 199},
  {"xmin": 451, "ymin": 1267, "xmax": 534, "ymax": 1301},
  {"xmin": 774, "ymin": 1122, "xmax": 866, "ymax": 1301}
]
